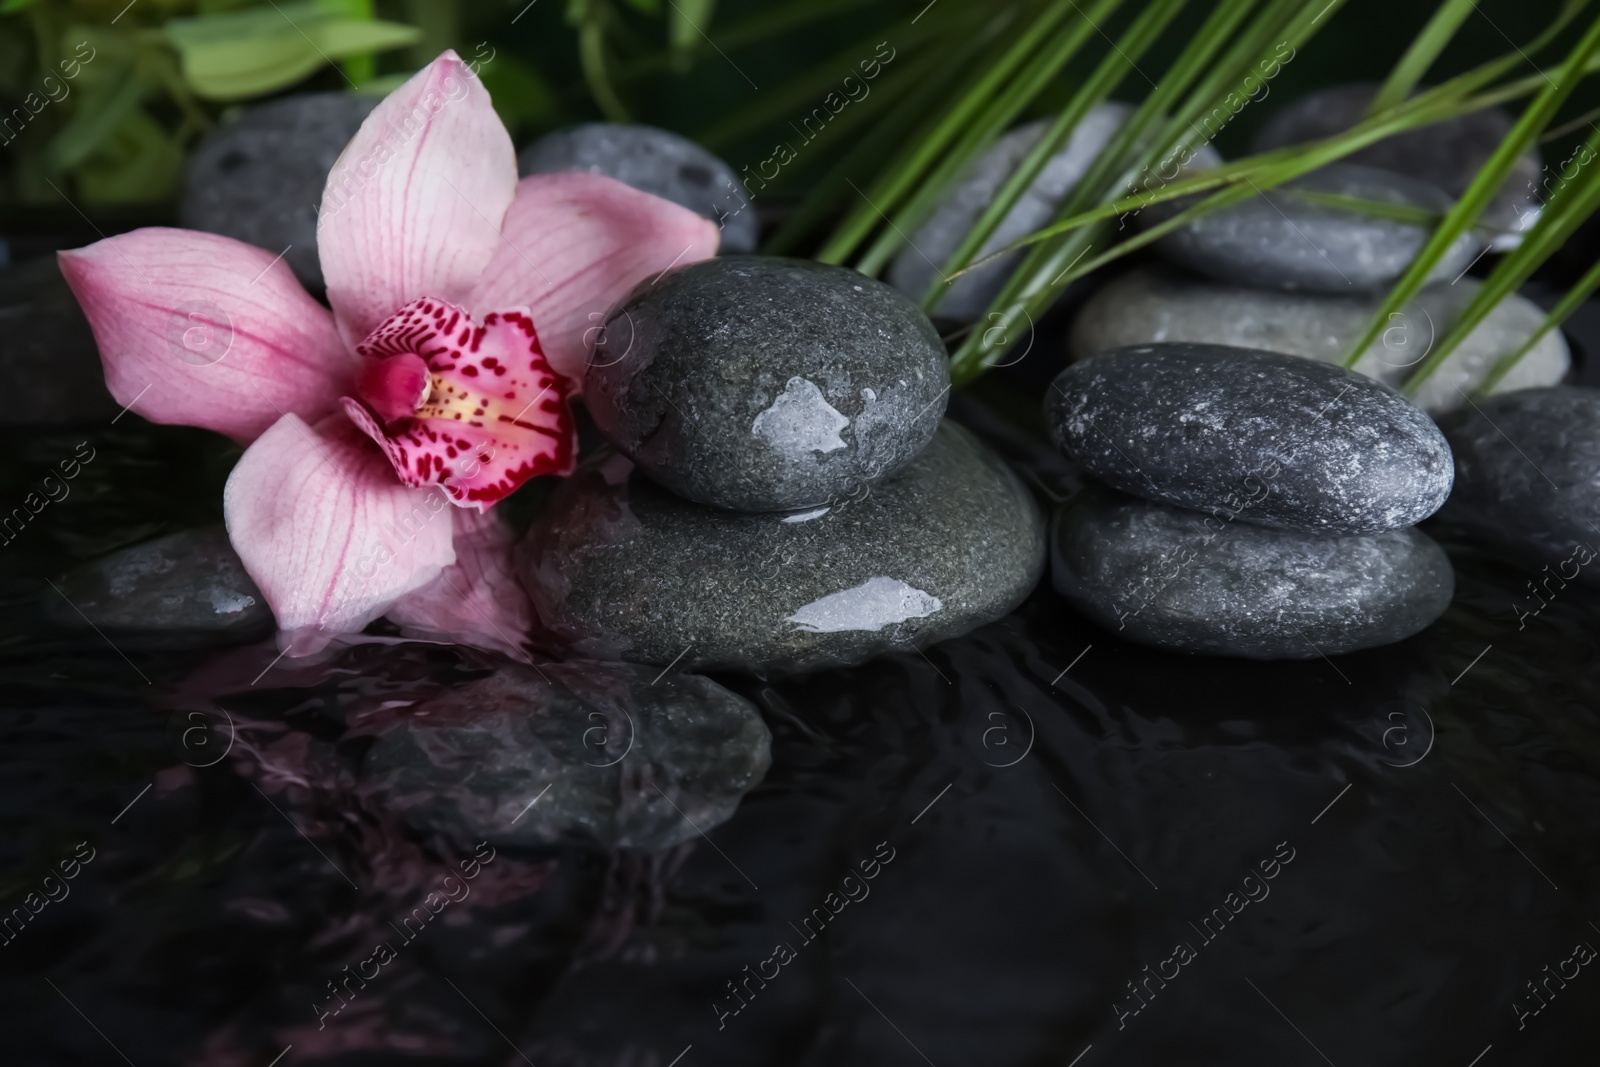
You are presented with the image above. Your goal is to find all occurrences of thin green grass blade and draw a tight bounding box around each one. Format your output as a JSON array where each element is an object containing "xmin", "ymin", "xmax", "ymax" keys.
[
  {"xmin": 763, "ymin": 41, "xmax": 980, "ymax": 254},
  {"xmin": 1342, "ymin": 13, "xmax": 1600, "ymax": 371},
  {"xmin": 1368, "ymin": 0, "xmax": 1481, "ymax": 114},
  {"xmin": 852, "ymin": 0, "xmax": 1134, "ymax": 280},
  {"xmin": 1477, "ymin": 255, "xmax": 1600, "ymax": 394},
  {"xmin": 918, "ymin": 0, "xmax": 1206, "ymax": 308},
  {"xmin": 1400, "ymin": 124, "xmax": 1600, "ymax": 393},
  {"xmin": 816, "ymin": 0, "xmax": 1080, "ymax": 265},
  {"xmin": 948, "ymin": 0, "xmax": 1332, "ymax": 383}
]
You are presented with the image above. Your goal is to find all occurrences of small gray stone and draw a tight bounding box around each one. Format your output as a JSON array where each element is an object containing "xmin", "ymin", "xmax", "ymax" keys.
[
  {"xmin": 887, "ymin": 106, "xmax": 1222, "ymax": 323},
  {"xmin": 359, "ymin": 661, "xmax": 770, "ymax": 850},
  {"xmin": 1052, "ymin": 487, "xmax": 1455, "ymax": 659},
  {"xmin": 1144, "ymin": 163, "xmax": 1478, "ymax": 293},
  {"xmin": 1252, "ymin": 82, "xmax": 1541, "ymax": 248},
  {"xmin": 1067, "ymin": 267, "xmax": 1570, "ymax": 413},
  {"xmin": 520, "ymin": 123, "xmax": 758, "ymax": 254},
  {"xmin": 0, "ymin": 257, "xmax": 119, "ymax": 424},
  {"xmin": 1436, "ymin": 386, "xmax": 1600, "ymax": 582},
  {"xmin": 585, "ymin": 257, "xmax": 949, "ymax": 512},
  {"xmin": 1045, "ymin": 343, "xmax": 1453, "ymax": 534},
  {"xmin": 181, "ymin": 92, "xmax": 378, "ymax": 289},
  {"xmin": 516, "ymin": 422, "xmax": 1044, "ymax": 676},
  {"xmin": 45, "ymin": 527, "xmax": 272, "ymax": 636}
]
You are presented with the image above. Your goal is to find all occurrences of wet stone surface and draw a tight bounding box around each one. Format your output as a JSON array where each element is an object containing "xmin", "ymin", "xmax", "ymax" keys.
[
  {"xmin": 1052, "ymin": 486, "xmax": 1456, "ymax": 659},
  {"xmin": 585, "ymin": 257, "xmax": 949, "ymax": 512},
  {"xmin": 1437, "ymin": 386, "xmax": 1600, "ymax": 582},
  {"xmin": 359, "ymin": 660, "xmax": 771, "ymax": 850},
  {"xmin": 1252, "ymin": 82, "xmax": 1543, "ymax": 247},
  {"xmin": 1143, "ymin": 163, "xmax": 1478, "ymax": 293},
  {"xmin": 44, "ymin": 526, "xmax": 272, "ymax": 637},
  {"xmin": 515, "ymin": 422, "xmax": 1044, "ymax": 676},
  {"xmin": 1045, "ymin": 343, "xmax": 1454, "ymax": 534},
  {"xmin": 182, "ymin": 92, "xmax": 378, "ymax": 289},
  {"xmin": 1067, "ymin": 267, "xmax": 1570, "ymax": 413},
  {"xmin": 887, "ymin": 106, "xmax": 1222, "ymax": 323},
  {"xmin": 520, "ymin": 123, "xmax": 758, "ymax": 254}
]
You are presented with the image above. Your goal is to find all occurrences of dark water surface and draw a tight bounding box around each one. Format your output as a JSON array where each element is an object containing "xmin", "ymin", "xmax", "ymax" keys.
[{"xmin": 2, "ymin": 372, "xmax": 1597, "ymax": 1067}]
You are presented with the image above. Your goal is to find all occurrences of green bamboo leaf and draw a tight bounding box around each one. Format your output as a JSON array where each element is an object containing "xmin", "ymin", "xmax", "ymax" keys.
[
  {"xmin": 165, "ymin": 1, "xmax": 420, "ymax": 101},
  {"xmin": 1368, "ymin": 0, "xmax": 1480, "ymax": 114},
  {"xmin": 670, "ymin": 0, "xmax": 715, "ymax": 54},
  {"xmin": 45, "ymin": 61, "xmax": 143, "ymax": 172},
  {"xmin": 1342, "ymin": 13, "xmax": 1600, "ymax": 372}
]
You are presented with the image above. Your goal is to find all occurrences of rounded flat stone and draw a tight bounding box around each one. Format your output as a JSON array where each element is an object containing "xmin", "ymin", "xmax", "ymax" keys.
[
  {"xmin": 520, "ymin": 123, "xmax": 758, "ymax": 254},
  {"xmin": 888, "ymin": 106, "xmax": 1222, "ymax": 323},
  {"xmin": 359, "ymin": 660, "xmax": 770, "ymax": 850},
  {"xmin": 1045, "ymin": 343, "xmax": 1454, "ymax": 534},
  {"xmin": 1437, "ymin": 386, "xmax": 1600, "ymax": 580},
  {"xmin": 44, "ymin": 527, "xmax": 272, "ymax": 638},
  {"xmin": 585, "ymin": 257, "xmax": 949, "ymax": 512},
  {"xmin": 1052, "ymin": 487, "xmax": 1455, "ymax": 659},
  {"xmin": 515, "ymin": 422, "xmax": 1044, "ymax": 676},
  {"xmin": 1143, "ymin": 163, "xmax": 1478, "ymax": 293},
  {"xmin": 1252, "ymin": 82, "xmax": 1542, "ymax": 248},
  {"xmin": 1067, "ymin": 267, "xmax": 1570, "ymax": 413},
  {"xmin": 181, "ymin": 93, "xmax": 377, "ymax": 289}
]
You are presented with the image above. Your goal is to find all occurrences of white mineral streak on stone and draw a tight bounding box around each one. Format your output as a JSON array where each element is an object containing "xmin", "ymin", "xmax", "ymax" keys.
[
  {"xmin": 785, "ymin": 576, "xmax": 942, "ymax": 633},
  {"xmin": 781, "ymin": 506, "xmax": 831, "ymax": 524},
  {"xmin": 752, "ymin": 376, "xmax": 849, "ymax": 455},
  {"xmin": 208, "ymin": 589, "xmax": 257, "ymax": 614}
]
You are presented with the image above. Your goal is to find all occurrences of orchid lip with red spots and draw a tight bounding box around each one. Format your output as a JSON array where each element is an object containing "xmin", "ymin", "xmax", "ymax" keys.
[{"xmin": 344, "ymin": 297, "xmax": 575, "ymax": 509}]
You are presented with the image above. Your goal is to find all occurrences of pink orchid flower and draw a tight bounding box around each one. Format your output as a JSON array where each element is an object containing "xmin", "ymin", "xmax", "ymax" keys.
[{"xmin": 58, "ymin": 51, "xmax": 719, "ymax": 657}]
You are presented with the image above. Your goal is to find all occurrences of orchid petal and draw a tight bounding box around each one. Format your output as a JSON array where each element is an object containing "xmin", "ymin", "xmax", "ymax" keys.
[
  {"xmin": 343, "ymin": 297, "xmax": 574, "ymax": 509},
  {"xmin": 319, "ymin": 50, "xmax": 517, "ymax": 350},
  {"xmin": 385, "ymin": 507, "xmax": 532, "ymax": 658},
  {"xmin": 58, "ymin": 229, "xmax": 351, "ymax": 443},
  {"xmin": 465, "ymin": 172, "xmax": 720, "ymax": 383},
  {"xmin": 224, "ymin": 413, "xmax": 456, "ymax": 655}
]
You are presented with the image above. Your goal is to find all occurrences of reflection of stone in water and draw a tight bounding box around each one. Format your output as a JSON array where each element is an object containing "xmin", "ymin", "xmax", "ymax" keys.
[{"xmin": 359, "ymin": 660, "xmax": 770, "ymax": 851}]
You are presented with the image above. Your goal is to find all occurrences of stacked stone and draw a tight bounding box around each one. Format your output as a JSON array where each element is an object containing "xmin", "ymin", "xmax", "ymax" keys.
[
  {"xmin": 514, "ymin": 257, "xmax": 1045, "ymax": 676},
  {"xmin": 1044, "ymin": 343, "xmax": 1457, "ymax": 660},
  {"xmin": 1068, "ymin": 85, "xmax": 1568, "ymax": 414}
]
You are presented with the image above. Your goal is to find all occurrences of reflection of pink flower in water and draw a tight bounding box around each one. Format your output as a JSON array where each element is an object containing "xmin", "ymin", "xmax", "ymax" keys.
[{"xmin": 60, "ymin": 51, "xmax": 718, "ymax": 656}]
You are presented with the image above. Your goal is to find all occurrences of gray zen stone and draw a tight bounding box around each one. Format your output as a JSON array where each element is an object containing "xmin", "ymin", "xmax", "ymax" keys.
[
  {"xmin": 516, "ymin": 422, "xmax": 1044, "ymax": 676},
  {"xmin": 44, "ymin": 527, "xmax": 272, "ymax": 636},
  {"xmin": 1067, "ymin": 267, "xmax": 1570, "ymax": 413},
  {"xmin": 360, "ymin": 660, "xmax": 770, "ymax": 850},
  {"xmin": 887, "ymin": 106, "xmax": 1223, "ymax": 323},
  {"xmin": 0, "ymin": 257, "xmax": 119, "ymax": 424},
  {"xmin": 1436, "ymin": 386, "xmax": 1600, "ymax": 582},
  {"xmin": 1143, "ymin": 163, "xmax": 1478, "ymax": 293},
  {"xmin": 1252, "ymin": 82, "xmax": 1541, "ymax": 249},
  {"xmin": 520, "ymin": 123, "xmax": 758, "ymax": 254},
  {"xmin": 1052, "ymin": 487, "xmax": 1455, "ymax": 659},
  {"xmin": 585, "ymin": 257, "xmax": 949, "ymax": 512},
  {"xmin": 1045, "ymin": 343, "xmax": 1454, "ymax": 534},
  {"xmin": 181, "ymin": 92, "xmax": 378, "ymax": 289}
]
